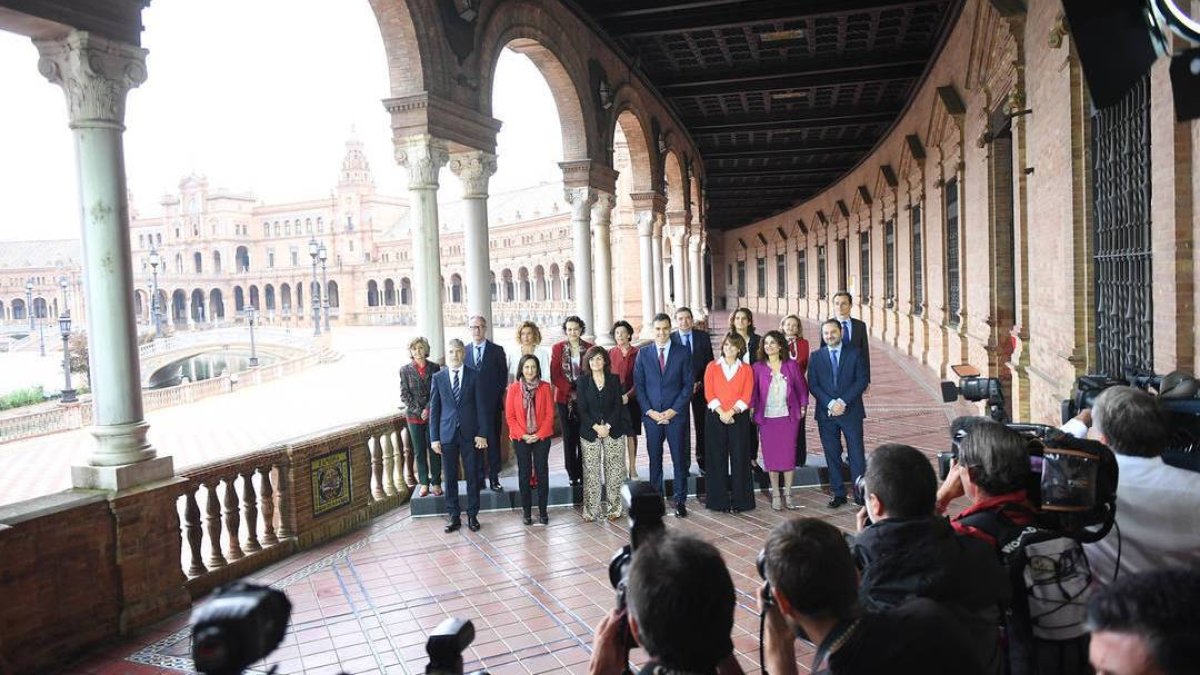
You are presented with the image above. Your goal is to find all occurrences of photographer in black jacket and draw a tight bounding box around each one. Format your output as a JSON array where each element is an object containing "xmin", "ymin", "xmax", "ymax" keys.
[
  {"xmin": 852, "ymin": 443, "xmax": 1010, "ymax": 675},
  {"xmin": 590, "ymin": 531, "xmax": 742, "ymax": 675}
]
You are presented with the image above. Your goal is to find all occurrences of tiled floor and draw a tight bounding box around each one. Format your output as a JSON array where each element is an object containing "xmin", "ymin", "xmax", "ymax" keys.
[{"xmin": 66, "ymin": 315, "xmax": 977, "ymax": 675}]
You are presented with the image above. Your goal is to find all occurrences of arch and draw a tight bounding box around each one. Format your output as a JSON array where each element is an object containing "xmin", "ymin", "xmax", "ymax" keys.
[
  {"xmin": 518, "ymin": 266, "xmax": 530, "ymax": 301},
  {"xmin": 234, "ymin": 286, "xmax": 245, "ymax": 312},
  {"xmin": 264, "ymin": 284, "xmax": 276, "ymax": 312},
  {"xmin": 296, "ymin": 283, "xmax": 303, "ymax": 312},
  {"xmin": 0, "ymin": 299, "xmax": 5, "ymax": 322},
  {"xmin": 501, "ymin": 269, "xmax": 514, "ymax": 302},
  {"xmin": 479, "ymin": 9, "xmax": 594, "ymax": 161},
  {"xmin": 190, "ymin": 289, "xmax": 206, "ymax": 323},
  {"xmin": 212, "ymin": 250, "xmax": 222, "ymax": 274},
  {"xmin": 280, "ymin": 283, "xmax": 292, "ymax": 311},
  {"xmin": 32, "ymin": 297, "xmax": 48, "ymax": 319},
  {"xmin": 235, "ymin": 246, "xmax": 250, "ymax": 273},
  {"xmin": 193, "ymin": 252, "xmax": 203, "ymax": 274},
  {"xmin": 489, "ymin": 271, "xmax": 497, "ymax": 302},
  {"xmin": 690, "ymin": 173, "xmax": 703, "ymax": 222},
  {"xmin": 12, "ymin": 298, "xmax": 26, "ymax": 321},
  {"xmin": 563, "ymin": 261, "xmax": 575, "ymax": 301},
  {"xmin": 400, "ymin": 277, "xmax": 411, "ymax": 306},
  {"xmin": 248, "ymin": 285, "xmax": 260, "ymax": 310},
  {"xmin": 209, "ymin": 289, "xmax": 225, "ymax": 320},
  {"xmin": 171, "ymin": 290, "xmax": 187, "ymax": 323},
  {"xmin": 548, "ymin": 263, "xmax": 561, "ymax": 301},
  {"xmin": 613, "ymin": 104, "xmax": 655, "ymax": 194},
  {"xmin": 134, "ymin": 290, "xmax": 146, "ymax": 318},
  {"xmin": 327, "ymin": 280, "xmax": 340, "ymax": 308},
  {"xmin": 450, "ymin": 273, "xmax": 463, "ymax": 304},
  {"xmin": 663, "ymin": 150, "xmax": 686, "ymax": 213},
  {"xmin": 368, "ymin": 280, "xmax": 380, "ymax": 307},
  {"xmin": 368, "ymin": 0, "xmax": 432, "ymax": 98},
  {"xmin": 533, "ymin": 264, "xmax": 546, "ymax": 301},
  {"xmin": 384, "ymin": 278, "xmax": 397, "ymax": 306}
]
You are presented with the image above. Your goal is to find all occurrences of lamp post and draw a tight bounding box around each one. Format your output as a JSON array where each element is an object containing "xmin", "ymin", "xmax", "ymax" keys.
[
  {"xmin": 24, "ymin": 279, "xmax": 33, "ymax": 333},
  {"xmin": 308, "ymin": 236, "xmax": 321, "ymax": 336},
  {"xmin": 318, "ymin": 242, "xmax": 330, "ymax": 332},
  {"xmin": 59, "ymin": 276, "xmax": 69, "ymax": 317},
  {"xmin": 58, "ymin": 311, "xmax": 77, "ymax": 403},
  {"xmin": 149, "ymin": 246, "xmax": 163, "ymax": 338},
  {"xmin": 246, "ymin": 304, "xmax": 259, "ymax": 367}
]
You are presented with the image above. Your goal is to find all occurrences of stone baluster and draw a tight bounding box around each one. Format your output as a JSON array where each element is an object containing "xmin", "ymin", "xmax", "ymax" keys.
[
  {"xmin": 183, "ymin": 488, "xmax": 206, "ymax": 577},
  {"xmin": 241, "ymin": 470, "xmax": 262, "ymax": 553},
  {"xmin": 370, "ymin": 436, "xmax": 386, "ymax": 500},
  {"xmin": 258, "ymin": 466, "xmax": 277, "ymax": 546},
  {"xmin": 222, "ymin": 477, "xmax": 244, "ymax": 561},
  {"xmin": 381, "ymin": 431, "xmax": 397, "ymax": 497},
  {"xmin": 204, "ymin": 482, "xmax": 227, "ymax": 569},
  {"xmin": 275, "ymin": 461, "xmax": 294, "ymax": 540}
]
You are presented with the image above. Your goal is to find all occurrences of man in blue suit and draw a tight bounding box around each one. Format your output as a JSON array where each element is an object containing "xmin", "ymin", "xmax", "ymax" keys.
[
  {"xmin": 634, "ymin": 313, "xmax": 694, "ymax": 517},
  {"xmin": 807, "ymin": 319, "xmax": 869, "ymax": 509},
  {"xmin": 430, "ymin": 338, "xmax": 490, "ymax": 533},
  {"xmin": 464, "ymin": 315, "xmax": 508, "ymax": 492}
]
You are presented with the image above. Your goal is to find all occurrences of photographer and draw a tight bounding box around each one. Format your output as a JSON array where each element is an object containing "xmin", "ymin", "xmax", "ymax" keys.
[
  {"xmin": 590, "ymin": 531, "xmax": 742, "ymax": 675},
  {"xmin": 759, "ymin": 518, "xmax": 982, "ymax": 675},
  {"xmin": 934, "ymin": 419, "xmax": 1035, "ymax": 544},
  {"xmin": 1076, "ymin": 386, "xmax": 1200, "ymax": 582},
  {"xmin": 852, "ymin": 443, "xmax": 1009, "ymax": 675},
  {"xmin": 1086, "ymin": 567, "xmax": 1200, "ymax": 675}
]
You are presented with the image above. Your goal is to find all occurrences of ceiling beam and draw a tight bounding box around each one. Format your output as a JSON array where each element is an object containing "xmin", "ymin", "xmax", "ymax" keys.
[
  {"xmin": 660, "ymin": 60, "xmax": 924, "ymax": 97},
  {"xmin": 706, "ymin": 166, "xmax": 853, "ymax": 179},
  {"xmin": 687, "ymin": 107, "xmax": 899, "ymax": 134},
  {"xmin": 589, "ymin": 0, "xmax": 949, "ymax": 38},
  {"xmin": 701, "ymin": 140, "xmax": 876, "ymax": 158}
]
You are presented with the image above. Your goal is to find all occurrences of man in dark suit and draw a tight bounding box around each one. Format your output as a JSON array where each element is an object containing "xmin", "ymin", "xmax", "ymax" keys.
[
  {"xmin": 634, "ymin": 313, "xmax": 695, "ymax": 517},
  {"xmin": 832, "ymin": 291, "xmax": 871, "ymax": 383},
  {"xmin": 674, "ymin": 306, "xmax": 714, "ymax": 475},
  {"xmin": 465, "ymin": 315, "xmax": 507, "ymax": 492},
  {"xmin": 430, "ymin": 339, "xmax": 491, "ymax": 533},
  {"xmin": 807, "ymin": 319, "xmax": 869, "ymax": 509}
]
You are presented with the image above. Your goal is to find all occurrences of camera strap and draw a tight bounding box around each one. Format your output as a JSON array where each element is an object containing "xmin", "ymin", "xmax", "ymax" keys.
[{"xmin": 810, "ymin": 616, "xmax": 861, "ymax": 674}]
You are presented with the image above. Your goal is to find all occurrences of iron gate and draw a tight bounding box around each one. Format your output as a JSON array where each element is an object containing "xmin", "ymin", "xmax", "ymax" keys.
[{"xmin": 1092, "ymin": 75, "xmax": 1153, "ymax": 377}]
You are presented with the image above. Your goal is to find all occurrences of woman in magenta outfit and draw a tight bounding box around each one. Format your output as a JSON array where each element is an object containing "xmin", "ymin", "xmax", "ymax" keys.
[{"xmin": 751, "ymin": 329, "xmax": 809, "ymax": 511}]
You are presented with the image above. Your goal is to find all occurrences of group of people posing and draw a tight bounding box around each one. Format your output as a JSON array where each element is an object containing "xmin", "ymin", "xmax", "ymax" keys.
[{"xmin": 399, "ymin": 292, "xmax": 873, "ymax": 532}]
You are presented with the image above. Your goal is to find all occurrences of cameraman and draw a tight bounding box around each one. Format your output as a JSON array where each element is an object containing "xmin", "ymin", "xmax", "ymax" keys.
[
  {"xmin": 934, "ymin": 419, "xmax": 1035, "ymax": 545},
  {"xmin": 852, "ymin": 443, "xmax": 1009, "ymax": 675},
  {"xmin": 759, "ymin": 517, "xmax": 982, "ymax": 675},
  {"xmin": 1086, "ymin": 566, "xmax": 1200, "ymax": 675},
  {"xmin": 590, "ymin": 531, "xmax": 742, "ymax": 675},
  {"xmin": 1074, "ymin": 386, "xmax": 1200, "ymax": 582}
]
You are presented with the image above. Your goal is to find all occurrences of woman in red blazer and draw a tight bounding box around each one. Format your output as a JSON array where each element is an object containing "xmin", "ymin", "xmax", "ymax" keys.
[
  {"xmin": 550, "ymin": 315, "xmax": 593, "ymax": 487},
  {"xmin": 780, "ymin": 314, "xmax": 811, "ymax": 468},
  {"xmin": 506, "ymin": 354, "xmax": 555, "ymax": 525}
]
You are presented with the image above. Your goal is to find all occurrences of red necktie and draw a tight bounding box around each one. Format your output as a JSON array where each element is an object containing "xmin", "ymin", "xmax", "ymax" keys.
[
  {"xmin": 658, "ymin": 347, "xmax": 666, "ymax": 373},
  {"xmin": 789, "ymin": 338, "xmax": 798, "ymax": 359}
]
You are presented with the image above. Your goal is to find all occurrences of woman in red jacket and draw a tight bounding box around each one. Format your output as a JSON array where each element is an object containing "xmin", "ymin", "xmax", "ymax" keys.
[
  {"xmin": 550, "ymin": 315, "xmax": 593, "ymax": 487},
  {"xmin": 505, "ymin": 354, "xmax": 555, "ymax": 525}
]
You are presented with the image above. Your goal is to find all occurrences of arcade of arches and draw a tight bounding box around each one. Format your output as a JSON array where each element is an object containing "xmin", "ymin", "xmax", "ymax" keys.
[{"xmin": 1, "ymin": 0, "xmax": 1199, "ymax": 672}]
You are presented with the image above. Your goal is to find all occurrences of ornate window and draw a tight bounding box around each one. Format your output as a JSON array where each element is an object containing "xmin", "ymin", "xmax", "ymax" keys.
[
  {"xmin": 911, "ymin": 206, "xmax": 924, "ymax": 315},
  {"xmin": 945, "ymin": 177, "xmax": 961, "ymax": 326}
]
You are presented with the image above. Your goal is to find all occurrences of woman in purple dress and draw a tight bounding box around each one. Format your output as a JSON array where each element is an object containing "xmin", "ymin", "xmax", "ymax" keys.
[{"xmin": 751, "ymin": 330, "xmax": 809, "ymax": 510}]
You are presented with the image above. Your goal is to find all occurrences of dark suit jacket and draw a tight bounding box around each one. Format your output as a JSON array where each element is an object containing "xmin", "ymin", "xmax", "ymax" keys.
[
  {"xmin": 675, "ymin": 329, "xmax": 715, "ymax": 387},
  {"xmin": 835, "ymin": 316, "xmax": 871, "ymax": 381},
  {"xmin": 577, "ymin": 373, "xmax": 629, "ymax": 441},
  {"xmin": 633, "ymin": 338, "xmax": 694, "ymax": 417},
  {"xmin": 742, "ymin": 332, "xmax": 762, "ymax": 364},
  {"xmin": 428, "ymin": 365, "xmax": 490, "ymax": 446},
  {"xmin": 465, "ymin": 339, "xmax": 507, "ymax": 405},
  {"xmin": 807, "ymin": 344, "xmax": 869, "ymax": 422}
]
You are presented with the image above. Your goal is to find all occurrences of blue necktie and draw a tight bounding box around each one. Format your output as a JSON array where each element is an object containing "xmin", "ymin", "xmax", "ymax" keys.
[
  {"xmin": 452, "ymin": 370, "xmax": 461, "ymax": 402},
  {"xmin": 684, "ymin": 333, "xmax": 691, "ymax": 353},
  {"xmin": 831, "ymin": 349, "xmax": 840, "ymax": 378},
  {"xmin": 476, "ymin": 344, "xmax": 483, "ymax": 366},
  {"xmin": 842, "ymin": 320, "xmax": 851, "ymax": 342}
]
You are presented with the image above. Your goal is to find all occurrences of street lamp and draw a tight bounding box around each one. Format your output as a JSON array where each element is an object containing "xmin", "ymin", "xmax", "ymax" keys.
[
  {"xmin": 246, "ymin": 305, "xmax": 259, "ymax": 367},
  {"xmin": 58, "ymin": 311, "xmax": 77, "ymax": 403},
  {"xmin": 149, "ymin": 247, "xmax": 163, "ymax": 338},
  {"xmin": 308, "ymin": 236, "xmax": 321, "ymax": 336},
  {"xmin": 58, "ymin": 276, "xmax": 69, "ymax": 316},
  {"xmin": 24, "ymin": 279, "xmax": 33, "ymax": 333},
  {"xmin": 318, "ymin": 242, "xmax": 330, "ymax": 332}
]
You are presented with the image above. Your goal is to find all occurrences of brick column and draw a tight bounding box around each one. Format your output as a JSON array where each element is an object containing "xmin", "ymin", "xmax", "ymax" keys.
[{"xmin": 36, "ymin": 31, "xmax": 173, "ymax": 488}]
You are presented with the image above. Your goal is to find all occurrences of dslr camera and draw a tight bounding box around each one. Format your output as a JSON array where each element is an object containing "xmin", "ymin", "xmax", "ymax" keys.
[
  {"xmin": 607, "ymin": 481, "xmax": 667, "ymax": 650},
  {"xmin": 191, "ymin": 582, "xmax": 292, "ymax": 675}
]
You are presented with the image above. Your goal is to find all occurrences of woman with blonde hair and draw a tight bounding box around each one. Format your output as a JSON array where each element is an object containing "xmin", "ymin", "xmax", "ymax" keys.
[
  {"xmin": 779, "ymin": 314, "xmax": 811, "ymax": 467},
  {"xmin": 507, "ymin": 320, "xmax": 551, "ymax": 383},
  {"xmin": 399, "ymin": 336, "xmax": 442, "ymax": 497}
]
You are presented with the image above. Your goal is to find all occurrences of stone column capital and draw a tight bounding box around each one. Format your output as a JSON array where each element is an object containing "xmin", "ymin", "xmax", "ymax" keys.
[
  {"xmin": 636, "ymin": 210, "xmax": 655, "ymax": 237},
  {"xmin": 448, "ymin": 151, "xmax": 497, "ymax": 198},
  {"xmin": 395, "ymin": 135, "xmax": 449, "ymax": 189},
  {"xmin": 688, "ymin": 231, "xmax": 703, "ymax": 251},
  {"xmin": 591, "ymin": 191, "xmax": 616, "ymax": 225},
  {"xmin": 564, "ymin": 187, "xmax": 598, "ymax": 219},
  {"xmin": 35, "ymin": 31, "xmax": 147, "ymax": 129}
]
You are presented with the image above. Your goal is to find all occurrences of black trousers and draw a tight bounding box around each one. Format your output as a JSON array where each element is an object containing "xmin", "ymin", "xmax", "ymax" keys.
[
  {"xmin": 514, "ymin": 438, "xmax": 551, "ymax": 516},
  {"xmin": 795, "ymin": 419, "xmax": 808, "ymax": 467},
  {"xmin": 689, "ymin": 388, "xmax": 707, "ymax": 472},
  {"xmin": 557, "ymin": 402, "xmax": 583, "ymax": 481},
  {"xmin": 478, "ymin": 405, "xmax": 503, "ymax": 484},
  {"xmin": 705, "ymin": 410, "xmax": 754, "ymax": 511}
]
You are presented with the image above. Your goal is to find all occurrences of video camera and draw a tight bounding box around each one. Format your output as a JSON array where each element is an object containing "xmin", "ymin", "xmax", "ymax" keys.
[
  {"xmin": 1063, "ymin": 368, "xmax": 1200, "ymax": 472},
  {"xmin": 941, "ymin": 363, "xmax": 1008, "ymax": 423},
  {"xmin": 191, "ymin": 582, "xmax": 292, "ymax": 675},
  {"xmin": 425, "ymin": 617, "xmax": 489, "ymax": 675}
]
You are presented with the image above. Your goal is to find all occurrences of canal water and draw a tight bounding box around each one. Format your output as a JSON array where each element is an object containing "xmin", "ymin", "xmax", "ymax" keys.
[{"xmin": 147, "ymin": 350, "xmax": 278, "ymax": 389}]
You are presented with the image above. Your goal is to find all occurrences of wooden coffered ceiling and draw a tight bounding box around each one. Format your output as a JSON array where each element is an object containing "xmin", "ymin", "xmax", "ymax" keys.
[{"xmin": 572, "ymin": 0, "xmax": 963, "ymax": 230}]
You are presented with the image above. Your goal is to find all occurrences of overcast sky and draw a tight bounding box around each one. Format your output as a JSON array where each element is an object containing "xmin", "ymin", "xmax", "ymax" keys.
[{"xmin": 0, "ymin": 0, "xmax": 563, "ymax": 242}]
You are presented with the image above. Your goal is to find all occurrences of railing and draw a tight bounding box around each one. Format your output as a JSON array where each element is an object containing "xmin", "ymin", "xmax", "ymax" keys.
[
  {"xmin": 138, "ymin": 326, "xmax": 315, "ymax": 358},
  {"xmin": 176, "ymin": 412, "xmax": 409, "ymax": 595}
]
